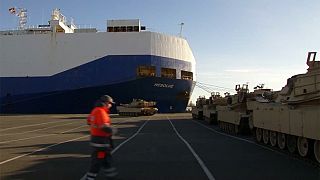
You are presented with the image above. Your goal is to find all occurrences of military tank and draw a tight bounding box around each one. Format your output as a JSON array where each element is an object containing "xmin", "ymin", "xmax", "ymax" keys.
[
  {"xmin": 203, "ymin": 92, "xmax": 227, "ymax": 124},
  {"xmin": 246, "ymin": 84, "xmax": 276, "ymax": 133},
  {"xmin": 191, "ymin": 96, "xmax": 207, "ymax": 120},
  {"xmin": 216, "ymin": 84, "xmax": 252, "ymax": 134},
  {"xmin": 249, "ymin": 52, "xmax": 320, "ymax": 163},
  {"xmin": 117, "ymin": 99, "xmax": 158, "ymax": 116}
]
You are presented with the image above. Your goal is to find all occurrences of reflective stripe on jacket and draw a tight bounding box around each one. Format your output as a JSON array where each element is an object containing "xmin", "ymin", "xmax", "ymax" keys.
[
  {"xmin": 89, "ymin": 106, "xmax": 112, "ymax": 137},
  {"xmin": 90, "ymin": 136, "xmax": 112, "ymax": 149}
]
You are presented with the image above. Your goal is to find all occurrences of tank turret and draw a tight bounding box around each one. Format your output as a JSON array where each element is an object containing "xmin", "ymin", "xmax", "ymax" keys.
[
  {"xmin": 202, "ymin": 92, "xmax": 228, "ymax": 124},
  {"xmin": 276, "ymin": 52, "xmax": 320, "ymax": 105},
  {"xmin": 121, "ymin": 99, "xmax": 156, "ymax": 108},
  {"xmin": 216, "ymin": 84, "xmax": 253, "ymax": 134},
  {"xmin": 195, "ymin": 96, "xmax": 207, "ymax": 108},
  {"xmin": 192, "ymin": 96, "xmax": 207, "ymax": 120}
]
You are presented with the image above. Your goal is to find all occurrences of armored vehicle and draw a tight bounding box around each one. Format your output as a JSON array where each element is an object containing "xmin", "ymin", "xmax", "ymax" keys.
[
  {"xmin": 192, "ymin": 96, "xmax": 207, "ymax": 120},
  {"xmin": 203, "ymin": 92, "xmax": 227, "ymax": 124},
  {"xmin": 117, "ymin": 99, "xmax": 158, "ymax": 116},
  {"xmin": 249, "ymin": 52, "xmax": 320, "ymax": 163},
  {"xmin": 216, "ymin": 84, "xmax": 252, "ymax": 134}
]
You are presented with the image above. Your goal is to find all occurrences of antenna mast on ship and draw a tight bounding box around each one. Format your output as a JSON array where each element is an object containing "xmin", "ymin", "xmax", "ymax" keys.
[
  {"xmin": 9, "ymin": 7, "xmax": 27, "ymax": 30},
  {"xmin": 179, "ymin": 22, "xmax": 184, "ymax": 37}
]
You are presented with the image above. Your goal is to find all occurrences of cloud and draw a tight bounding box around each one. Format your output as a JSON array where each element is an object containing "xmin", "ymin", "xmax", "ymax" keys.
[
  {"xmin": 224, "ymin": 69, "xmax": 263, "ymax": 73},
  {"xmin": 195, "ymin": 72, "xmax": 234, "ymax": 80}
]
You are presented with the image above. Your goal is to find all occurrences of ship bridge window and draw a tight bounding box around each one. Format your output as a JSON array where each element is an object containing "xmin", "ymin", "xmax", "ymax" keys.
[
  {"xmin": 120, "ymin": 26, "xmax": 126, "ymax": 32},
  {"xmin": 107, "ymin": 27, "xmax": 114, "ymax": 32},
  {"xmin": 181, "ymin": 70, "xmax": 193, "ymax": 80},
  {"xmin": 127, "ymin": 26, "xmax": 133, "ymax": 32},
  {"xmin": 114, "ymin": 27, "xmax": 120, "ymax": 32},
  {"xmin": 107, "ymin": 26, "xmax": 141, "ymax": 32},
  {"xmin": 137, "ymin": 66, "xmax": 156, "ymax": 77},
  {"xmin": 161, "ymin": 68, "xmax": 176, "ymax": 79}
]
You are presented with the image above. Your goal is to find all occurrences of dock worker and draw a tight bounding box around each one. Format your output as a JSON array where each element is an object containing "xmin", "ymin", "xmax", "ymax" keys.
[{"xmin": 82, "ymin": 95, "xmax": 118, "ymax": 180}]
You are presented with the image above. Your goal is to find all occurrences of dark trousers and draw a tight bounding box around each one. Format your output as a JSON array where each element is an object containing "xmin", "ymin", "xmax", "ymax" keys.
[
  {"xmin": 85, "ymin": 136, "xmax": 117, "ymax": 180},
  {"xmin": 89, "ymin": 147, "xmax": 113, "ymax": 171}
]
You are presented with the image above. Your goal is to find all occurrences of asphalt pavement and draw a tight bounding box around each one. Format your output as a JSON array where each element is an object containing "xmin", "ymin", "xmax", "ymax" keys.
[{"xmin": 0, "ymin": 114, "xmax": 319, "ymax": 180}]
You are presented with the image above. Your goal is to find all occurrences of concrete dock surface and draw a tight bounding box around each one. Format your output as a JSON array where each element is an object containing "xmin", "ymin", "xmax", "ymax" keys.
[{"xmin": 0, "ymin": 113, "xmax": 319, "ymax": 180}]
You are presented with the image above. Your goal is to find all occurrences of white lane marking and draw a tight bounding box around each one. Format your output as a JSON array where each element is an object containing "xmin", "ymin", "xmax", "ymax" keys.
[
  {"xmin": 0, "ymin": 121, "xmax": 79, "ymax": 136},
  {"xmin": 168, "ymin": 118, "xmax": 215, "ymax": 180},
  {"xmin": 111, "ymin": 119, "xmax": 149, "ymax": 154},
  {"xmin": 60, "ymin": 125, "xmax": 87, "ymax": 134},
  {"xmin": 193, "ymin": 120, "xmax": 253, "ymax": 143},
  {"xmin": 80, "ymin": 118, "xmax": 149, "ymax": 180},
  {"xmin": 0, "ymin": 125, "xmax": 88, "ymax": 144},
  {"xmin": 192, "ymin": 120, "xmax": 284, "ymax": 155},
  {"xmin": 0, "ymin": 117, "xmax": 140, "ymax": 166},
  {"xmin": 0, "ymin": 134, "xmax": 54, "ymax": 144},
  {"xmin": 0, "ymin": 119, "xmax": 74, "ymax": 132},
  {"xmin": 0, "ymin": 135, "xmax": 89, "ymax": 165},
  {"xmin": 1, "ymin": 118, "xmax": 133, "ymax": 145}
]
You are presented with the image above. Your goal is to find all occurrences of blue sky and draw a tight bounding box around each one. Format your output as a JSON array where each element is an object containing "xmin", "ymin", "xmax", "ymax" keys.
[{"xmin": 1, "ymin": 0, "xmax": 319, "ymax": 102}]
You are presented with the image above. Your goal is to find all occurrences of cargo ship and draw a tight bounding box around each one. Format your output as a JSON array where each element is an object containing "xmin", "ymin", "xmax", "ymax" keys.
[{"xmin": 0, "ymin": 9, "xmax": 196, "ymax": 113}]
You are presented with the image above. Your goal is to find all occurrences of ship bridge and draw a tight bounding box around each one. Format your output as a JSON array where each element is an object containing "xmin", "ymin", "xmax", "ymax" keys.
[
  {"xmin": 50, "ymin": 8, "xmax": 77, "ymax": 33},
  {"xmin": 107, "ymin": 19, "xmax": 146, "ymax": 32}
]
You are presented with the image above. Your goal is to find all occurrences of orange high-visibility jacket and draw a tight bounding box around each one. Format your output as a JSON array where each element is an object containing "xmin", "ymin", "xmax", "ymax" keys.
[{"xmin": 88, "ymin": 106, "xmax": 112, "ymax": 137}]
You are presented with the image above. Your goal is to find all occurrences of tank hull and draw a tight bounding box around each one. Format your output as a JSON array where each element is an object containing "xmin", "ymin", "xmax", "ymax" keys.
[{"xmin": 252, "ymin": 102, "xmax": 320, "ymax": 141}]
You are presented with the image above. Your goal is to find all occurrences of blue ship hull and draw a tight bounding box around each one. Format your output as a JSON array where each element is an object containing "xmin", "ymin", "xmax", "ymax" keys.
[
  {"xmin": 0, "ymin": 77, "xmax": 195, "ymax": 114},
  {"xmin": 0, "ymin": 55, "xmax": 195, "ymax": 114}
]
